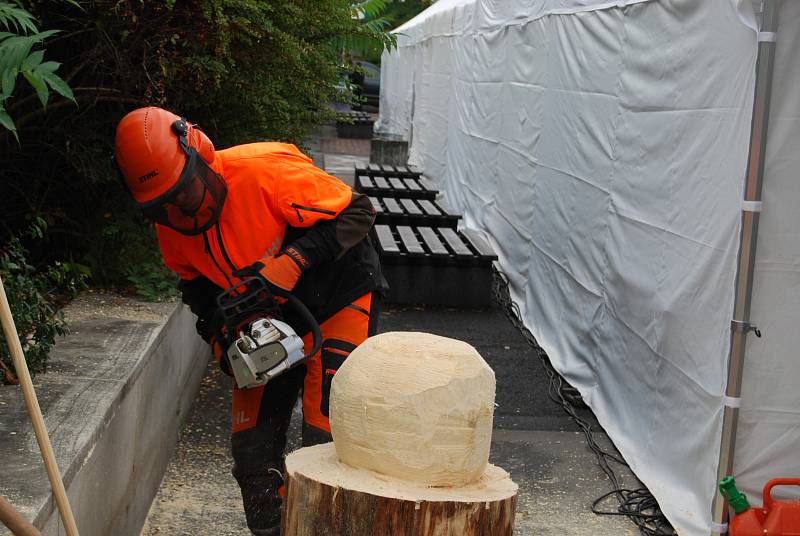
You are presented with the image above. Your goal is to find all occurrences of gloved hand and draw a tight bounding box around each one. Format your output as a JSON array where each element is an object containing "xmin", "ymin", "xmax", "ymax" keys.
[
  {"xmin": 210, "ymin": 336, "xmax": 233, "ymax": 377},
  {"xmin": 233, "ymin": 245, "xmax": 310, "ymax": 296},
  {"xmin": 211, "ymin": 311, "xmax": 262, "ymax": 378}
]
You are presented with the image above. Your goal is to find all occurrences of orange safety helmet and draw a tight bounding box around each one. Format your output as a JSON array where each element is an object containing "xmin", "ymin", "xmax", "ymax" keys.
[{"xmin": 115, "ymin": 106, "xmax": 226, "ymax": 235}]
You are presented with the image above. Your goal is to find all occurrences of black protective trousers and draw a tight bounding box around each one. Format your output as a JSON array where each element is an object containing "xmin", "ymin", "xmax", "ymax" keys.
[{"xmin": 230, "ymin": 293, "xmax": 380, "ymax": 535}]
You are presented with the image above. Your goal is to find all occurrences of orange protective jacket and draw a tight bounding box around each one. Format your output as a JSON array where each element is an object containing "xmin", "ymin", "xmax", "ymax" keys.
[{"xmin": 157, "ymin": 142, "xmax": 384, "ymax": 340}]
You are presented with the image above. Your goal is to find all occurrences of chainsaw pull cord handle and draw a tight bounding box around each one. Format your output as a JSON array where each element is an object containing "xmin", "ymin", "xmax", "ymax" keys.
[
  {"xmin": 763, "ymin": 477, "xmax": 800, "ymax": 512},
  {"xmin": 283, "ymin": 292, "xmax": 323, "ymax": 362}
]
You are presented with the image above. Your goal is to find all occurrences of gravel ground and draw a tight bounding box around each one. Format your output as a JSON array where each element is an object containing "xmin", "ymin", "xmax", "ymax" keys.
[
  {"xmin": 64, "ymin": 290, "xmax": 175, "ymax": 324},
  {"xmin": 140, "ymin": 303, "xmax": 638, "ymax": 536},
  {"xmin": 139, "ymin": 363, "xmax": 249, "ymax": 536},
  {"xmin": 139, "ymin": 361, "xmax": 303, "ymax": 536}
]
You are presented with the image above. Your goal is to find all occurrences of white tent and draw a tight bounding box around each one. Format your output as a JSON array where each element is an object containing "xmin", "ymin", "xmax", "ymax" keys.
[{"xmin": 376, "ymin": 1, "xmax": 800, "ymax": 535}]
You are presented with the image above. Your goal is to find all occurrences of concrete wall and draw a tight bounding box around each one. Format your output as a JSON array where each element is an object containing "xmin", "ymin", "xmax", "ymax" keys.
[
  {"xmin": 0, "ymin": 295, "xmax": 208, "ymax": 536},
  {"xmin": 369, "ymin": 135, "xmax": 409, "ymax": 167}
]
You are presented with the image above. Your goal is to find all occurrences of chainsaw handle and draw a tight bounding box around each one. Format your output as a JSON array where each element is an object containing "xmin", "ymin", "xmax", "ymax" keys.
[
  {"xmin": 216, "ymin": 278, "xmax": 322, "ymax": 363},
  {"xmin": 763, "ymin": 478, "xmax": 800, "ymax": 512},
  {"xmin": 285, "ymin": 293, "xmax": 322, "ymax": 362}
]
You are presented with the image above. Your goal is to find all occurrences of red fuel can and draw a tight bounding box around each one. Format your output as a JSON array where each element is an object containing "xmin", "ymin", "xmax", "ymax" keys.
[
  {"xmin": 727, "ymin": 478, "xmax": 800, "ymax": 536},
  {"xmin": 730, "ymin": 507, "xmax": 766, "ymax": 536},
  {"xmin": 761, "ymin": 479, "xmax": 800, "ymax": 536}
]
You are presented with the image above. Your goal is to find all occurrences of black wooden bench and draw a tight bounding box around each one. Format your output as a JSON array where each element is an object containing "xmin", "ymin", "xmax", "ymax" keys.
[
  {"xmin": 373, "ymin": 224, "xmax": 497, "ymax": 307},
  {"xmin": 369, "ymin": 196, "xmax": 461, "ymax": 228},
  {"xmin": 336, "ymin": 111, "xmax": 374, "ymax": 139},
  {"xmin": 356, "ymin": 174, "xmax": 437, "ymax": 200},
  {"xmin": 354, "ymin": 163, "xmax": 421, "ymax": 179}
]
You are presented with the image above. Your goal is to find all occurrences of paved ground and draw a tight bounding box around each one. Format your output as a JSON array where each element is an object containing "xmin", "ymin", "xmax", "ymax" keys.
[
  {"xmin": 141, "ymin": 120, "xmax": 641, "ymax": 536},
  {"xmin": 320, "ymin": 137, "xmax": 371, "ymax": 156}
]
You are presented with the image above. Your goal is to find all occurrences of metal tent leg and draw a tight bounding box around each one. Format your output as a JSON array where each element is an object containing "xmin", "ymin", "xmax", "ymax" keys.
[{"xmin": 711, "ymin": 1, "xmax": 781, "ymax": 534}]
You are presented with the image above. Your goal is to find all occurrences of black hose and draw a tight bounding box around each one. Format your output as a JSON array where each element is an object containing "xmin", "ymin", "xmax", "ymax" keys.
[
  {"xmin": 285, "ymin": 293, "xmax": 323, "ymax": 362},
  {"xmin": 492, "ymin": 267, "xmax": 675, "ymax": 536}
]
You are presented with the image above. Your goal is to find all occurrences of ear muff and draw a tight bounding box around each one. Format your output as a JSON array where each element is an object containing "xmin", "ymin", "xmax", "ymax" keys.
[
  {"xmin": 171, "ymin": 119, "xmax": 189, "ymax": 138},
  {"xmin": 170, "ymin": 118, "xmax": 214, "ymax": 164},
  {"xmin": 190, "ymin": 125, "xmax": 215, "ymax": 164}
]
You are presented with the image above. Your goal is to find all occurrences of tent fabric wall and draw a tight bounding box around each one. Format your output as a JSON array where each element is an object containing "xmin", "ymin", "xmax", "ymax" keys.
[
  {"xmin": 735, "ymin": 0, "xmax": 800, "ymax": 505},
  {"xmin": 375, "ymin": 42, "xmax": 412, "ymax": 140},
  {"xmin": 374, "ymin": 1, "xmax": 800, "ymax": 534},
  {"xmin": 444, "ymin": 5, "xmax": 755, "ymax": 532},
  {"xmin": 376, "ymin": 0, "xmax": 476, "ymax": 183}
]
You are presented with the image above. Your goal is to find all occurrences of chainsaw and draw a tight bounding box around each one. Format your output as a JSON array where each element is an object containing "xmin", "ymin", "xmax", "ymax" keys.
[{"xmin": 216, "ymin": 277, "xmax": 322, "ymax": 390}]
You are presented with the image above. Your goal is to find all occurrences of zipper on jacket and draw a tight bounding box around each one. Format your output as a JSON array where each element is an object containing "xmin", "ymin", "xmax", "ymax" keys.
[
  {"xmin": 290, "ymin": 202, "xmax": 337, "ymax": 223},
  {"xmin": 203, "ymin": 230, "xmax": 233, "ymax": 288}
]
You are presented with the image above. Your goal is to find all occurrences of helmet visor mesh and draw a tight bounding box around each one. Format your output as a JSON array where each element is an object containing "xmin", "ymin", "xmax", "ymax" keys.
[{"xmin": 142, "ymin": 151, "xmax": 227, "ymax": 235}]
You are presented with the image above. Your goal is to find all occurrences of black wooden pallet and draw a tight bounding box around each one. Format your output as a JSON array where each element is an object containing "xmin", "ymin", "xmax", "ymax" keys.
[
  {"xmin": 356, "ymin": 174, "xmax": 437, "ymax": 200},
  {"xmin": 336, "ymin": 111, "xmax": 374, "ymax": 139},
  {"xmin": 374, "ymin": 224, "xmax": 497, "ymax": 307},
  {"xmin": 354, "ymin": 163, "xmax": 421, "ymax": 179},
  {"xmin": 370, "ymin": 196, "xmax": 460, "ymax": 228}
]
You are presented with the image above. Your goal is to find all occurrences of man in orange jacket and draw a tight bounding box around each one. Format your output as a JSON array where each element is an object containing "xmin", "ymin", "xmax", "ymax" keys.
[{"xmin": 115, "ymin": 107, "xmax": 386, "ymax": 535}]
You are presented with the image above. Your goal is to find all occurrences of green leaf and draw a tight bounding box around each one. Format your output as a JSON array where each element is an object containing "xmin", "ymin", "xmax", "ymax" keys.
[
  {"xmin": 60, "ymin": 0, "xmax": 85, "ymax": 11},
  {"xmin": 21, "ymin": 49, "xmax": 43, "ymax": 71},
  {"xmin": 0, "ymin": 4, "xmax": 38, "ymax": 34},
  {"xmin": 73, "ymin": 263, "xmax": 92, "ymax": 277},
  {"xmin": 22, "ymin": 69, "xmax": 48, "ymax": 106},
  {"xmin": 1, "ymin": 68, "xmax": 15, "ymax": 97},
  {"xmin": 3, "ymin": 35, "xmax": 36, "ymax": 68},
  {"xmin": 36, "ymin": 60, "xmax": 60, "ymax": 74},
  {"xmin": 352, "ymin": 0, "xmax": 389, "ymax": 19},
  {"xmin": 40, "ymin": 71, "xmax": 74, "ymax": 104},
  {"xmin": 365, "ymin": 17, "xmax": 392, "ymax": 33},
  {"xmin": 30, "ymin": 29, "xmax": 59, "ymax": 42},
  {"xmin": 0, "ymin": 107, "xmax": 18, "ymax": 141}
]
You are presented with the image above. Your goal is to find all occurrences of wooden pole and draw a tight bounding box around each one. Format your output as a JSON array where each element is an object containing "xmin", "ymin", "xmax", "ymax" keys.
[
  {"xmin": 0, "ymin": 276, "xmax": 80, "ymax": 536},
  {"xmin": 0, "ymin": 495, "xmax": 42, "ymax": 536}
]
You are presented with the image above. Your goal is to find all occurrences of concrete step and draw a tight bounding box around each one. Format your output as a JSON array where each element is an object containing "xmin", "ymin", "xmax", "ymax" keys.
[{"xmin": 0, "ymin": 293, "xmax": 207, "ymax": 535}]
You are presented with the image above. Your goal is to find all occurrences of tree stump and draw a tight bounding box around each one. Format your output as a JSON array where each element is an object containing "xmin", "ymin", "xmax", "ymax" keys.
[
  {"xmin": 282, "ymin": 443, "xmax": 518, "ymax": 536},
  {"xmin": 282, "ymin": 332, "xmax": 518, "ymax": 535}
]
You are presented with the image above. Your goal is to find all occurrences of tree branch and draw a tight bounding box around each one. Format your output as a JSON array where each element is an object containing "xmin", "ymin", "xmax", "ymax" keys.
[
  {"xmin": 7, "ymin": 85, "xmax": 122, "ymax": 114},
  {"xmin": 0, "ymin": 359, "xmax": 19, "ymax": 385},
  {"xmin": 0, "ymin": 95, "xmax": 142, "ymax": 144}
]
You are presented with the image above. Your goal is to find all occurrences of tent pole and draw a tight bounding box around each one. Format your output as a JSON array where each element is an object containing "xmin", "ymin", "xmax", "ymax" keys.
[{"xmin": 711, "ymin": 1, "xmax": 780, "ymax": 534}]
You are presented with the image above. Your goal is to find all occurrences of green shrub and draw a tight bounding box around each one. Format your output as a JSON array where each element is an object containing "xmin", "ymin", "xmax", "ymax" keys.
[
  {"xmin": 94, "ymin": 214, "xmax": 179, "ymax": 302},
  {"xmin": 0, "ymin": 1, "xmax": 395, "ymax": 300},
  {"xmin": 0, "ymin": 231, "xmax": 87, "ymax": 379},
  {"xmin": 337, "ymin": 0, "xmax": 397, "ymax": 63},
  {"xmin": 0, "ymin": 2, "xmax": 75, "ymax": 141},
  {"xmin": 0, "ymin": 1, "xmax": 398, "ymax": 376}
]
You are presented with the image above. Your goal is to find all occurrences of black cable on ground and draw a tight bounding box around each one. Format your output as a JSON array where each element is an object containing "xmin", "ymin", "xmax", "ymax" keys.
[{"xmin": 492, "ymin": 267, "xmax": 675, "ymax": 536}]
